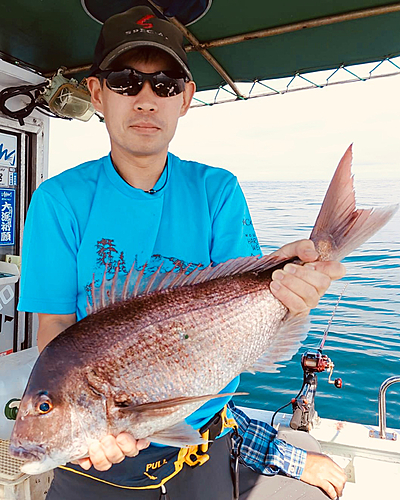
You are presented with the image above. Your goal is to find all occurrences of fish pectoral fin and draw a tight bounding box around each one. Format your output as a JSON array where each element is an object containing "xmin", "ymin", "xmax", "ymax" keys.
[
  {"xmin": 120, "ymin": 392, "xmax": 248, "ymax": 416},
  {"xmin": 149, "ymin": 421, "xmax": 207, "ymax": 447},
  {"xmin": 248, "ymin": 316, "xmax": 310, "ymax": 374}
]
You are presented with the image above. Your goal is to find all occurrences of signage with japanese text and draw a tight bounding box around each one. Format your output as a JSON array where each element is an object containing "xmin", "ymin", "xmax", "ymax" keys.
[{"xmin": 0, "ymin": 189, "xmax": 15, "ymax": 246}]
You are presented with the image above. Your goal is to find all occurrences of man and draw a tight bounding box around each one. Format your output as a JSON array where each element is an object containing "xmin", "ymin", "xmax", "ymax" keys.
[{"xmin": 18, "ymin": 6, "xmax": 346, "ymax": 500}]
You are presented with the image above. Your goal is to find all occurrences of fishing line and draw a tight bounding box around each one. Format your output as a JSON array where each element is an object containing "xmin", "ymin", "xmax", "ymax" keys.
[{"xmin": 318, "ymin": 283, "xmax": 348, "ymax": 351}]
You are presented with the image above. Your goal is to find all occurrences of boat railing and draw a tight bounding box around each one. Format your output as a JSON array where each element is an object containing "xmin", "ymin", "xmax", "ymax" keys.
[{"xmin": 369, "ymin": 376, "xmax": 400, "ymax": 441}]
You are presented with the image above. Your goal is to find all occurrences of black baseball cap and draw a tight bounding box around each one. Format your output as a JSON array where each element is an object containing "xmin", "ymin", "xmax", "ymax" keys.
[{"xmin": 90, "ymin": 6, "xmax": 192, "ymax": 79}]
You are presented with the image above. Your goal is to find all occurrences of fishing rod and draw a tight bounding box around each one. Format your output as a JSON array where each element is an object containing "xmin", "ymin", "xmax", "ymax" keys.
[{"xmin": 270, "ymin": 287, "xmax": 347, "ymax": 430}]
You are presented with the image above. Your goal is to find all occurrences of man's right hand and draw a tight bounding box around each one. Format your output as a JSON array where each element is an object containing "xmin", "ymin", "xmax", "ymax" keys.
[
  {"xmin": 300, "ymin": 451, "xmax": 347, "ymax": 499},
  {"xmin": 76, "ymin": 433, "xmax": 150, "ymax": 471}
]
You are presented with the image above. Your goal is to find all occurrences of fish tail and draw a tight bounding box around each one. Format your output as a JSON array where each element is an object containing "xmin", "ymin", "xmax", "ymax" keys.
[{"xmin": 310, "ymin": 144, "xmax": 398, "ymax": 262}]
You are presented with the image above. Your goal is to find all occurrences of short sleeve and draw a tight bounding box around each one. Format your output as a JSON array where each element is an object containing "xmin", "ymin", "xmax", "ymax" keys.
[
  {"xmin": 18, "ymin": 186, "xmax": 79, "ymax": 314},
  {"xmin": 210, "ymin": 176, "xmax": 261, "ymax": 264}
]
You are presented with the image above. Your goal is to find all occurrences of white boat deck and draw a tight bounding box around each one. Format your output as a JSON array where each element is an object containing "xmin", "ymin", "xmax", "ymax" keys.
[{"xmin": 242, "ymin": 407, "xmax": 400, "ymax": 499}]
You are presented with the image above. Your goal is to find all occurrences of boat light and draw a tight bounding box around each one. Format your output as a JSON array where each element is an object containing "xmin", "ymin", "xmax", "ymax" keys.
[{"xmin": 40, "ymin": 68, "xmax": 95, "ymax": 122}]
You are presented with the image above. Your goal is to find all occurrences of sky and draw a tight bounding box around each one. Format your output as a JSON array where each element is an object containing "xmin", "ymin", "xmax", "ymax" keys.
[{"xmin": 48, "ymin": 69, "xmax": 400, "ymax": 183}]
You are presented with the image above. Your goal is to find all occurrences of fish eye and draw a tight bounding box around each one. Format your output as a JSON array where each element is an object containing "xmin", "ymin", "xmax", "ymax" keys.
[
  {"xmin": 38, "ymin": 402, "xmax": 52, "ymax": 413},
  {"xmin": 36, "ymin": 394, "xmax": 53, "ymax": 414}
]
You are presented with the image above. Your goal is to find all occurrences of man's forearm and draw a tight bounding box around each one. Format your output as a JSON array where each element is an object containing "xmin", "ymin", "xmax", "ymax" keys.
[
  {"xmin": 229, "ymin": 403, "xmax": 307, "ymax": 478},
  {"xmin": 37, "ymin": 313, "xmax": 76, "ymax": 352}
]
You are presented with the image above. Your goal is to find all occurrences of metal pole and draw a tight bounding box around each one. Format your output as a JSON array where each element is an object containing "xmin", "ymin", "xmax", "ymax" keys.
[
  {"xmin": 379, "ymin": 376, "xmax": 400, "ymax": 439},
  {"xmin": 186, "ymin": 3, "xmax": 400, "ymax": 52}
]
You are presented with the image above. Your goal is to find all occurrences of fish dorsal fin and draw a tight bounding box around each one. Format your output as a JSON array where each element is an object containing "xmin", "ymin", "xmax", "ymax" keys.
[{"xmin": 87, "ymin": 254, "xmax": 290, "ymax": 314}]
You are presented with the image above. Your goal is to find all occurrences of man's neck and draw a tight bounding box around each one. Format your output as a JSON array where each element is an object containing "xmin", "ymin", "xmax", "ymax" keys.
[{"xmin": 110, "ymin": 148, "xmax": 168, "ymax": 191}]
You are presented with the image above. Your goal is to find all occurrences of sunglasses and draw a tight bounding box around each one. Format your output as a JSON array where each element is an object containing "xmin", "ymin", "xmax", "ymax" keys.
[{"xmin": 98, "ymin": 68, "xmax": 188, "ymax": 98}]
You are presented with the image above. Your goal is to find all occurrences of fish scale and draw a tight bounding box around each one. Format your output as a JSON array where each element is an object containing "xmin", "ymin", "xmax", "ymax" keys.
[{"xmin": 59, "ymin": 277, "xmax": 289, "ymax": 442}]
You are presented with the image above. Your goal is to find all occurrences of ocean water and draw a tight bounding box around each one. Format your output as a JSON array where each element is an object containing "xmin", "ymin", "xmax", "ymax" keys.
[{"xmin": 236, "ymin": 179, "xmax": 400, "ymax": 430}]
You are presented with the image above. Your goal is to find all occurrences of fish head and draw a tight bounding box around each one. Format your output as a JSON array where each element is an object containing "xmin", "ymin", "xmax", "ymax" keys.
[
  {"xmin": 9, "ymin": 349, "xmax": 101, "ymax": 474},
  {"xmin": 9, "ymin": 386, "xmax": 83, "ymax": 473}
]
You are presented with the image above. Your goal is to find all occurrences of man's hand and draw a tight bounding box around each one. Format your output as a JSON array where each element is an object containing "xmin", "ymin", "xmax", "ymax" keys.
[
  {"xmin": 300, "ymin": 451, "xmax": 347, "ymax": 499},
  {"xmin": 75, "ymin": 434, "xmax": 150, "ymax": 471},
  {"xmin": 270, "ymin": 240, "xmax": 346, "ymax": 317}
]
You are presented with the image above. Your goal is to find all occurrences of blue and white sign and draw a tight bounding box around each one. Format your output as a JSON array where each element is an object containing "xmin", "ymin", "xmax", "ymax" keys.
[
  {"xmin": 0, "ymin": 189, "xmax": 15, "ymax": 246},
  {"xmin": 0, "ymin": 133, "xmax": 17, "ymax": 168},
  {"xmin": 9, "ymin": 171, "xmax": 17, "ymax": 187}
]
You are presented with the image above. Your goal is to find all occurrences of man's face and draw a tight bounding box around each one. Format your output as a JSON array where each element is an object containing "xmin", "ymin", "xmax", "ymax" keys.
[{"xmin": 87, "ymin": 55, "xmax": 195, "ymax": 161}]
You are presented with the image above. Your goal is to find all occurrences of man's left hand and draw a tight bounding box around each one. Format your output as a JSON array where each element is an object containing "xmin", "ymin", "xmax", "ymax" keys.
[
  {"xmin": 270, "ymin": 239, "xmax": 346, "ymax": 317},
  {"xmin": 300, "ymin": 451, "xmax": 347, "ymax": 499}
]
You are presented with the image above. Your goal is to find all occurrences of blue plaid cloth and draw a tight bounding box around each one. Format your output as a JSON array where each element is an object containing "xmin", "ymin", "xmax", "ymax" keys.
[{"xmin": 229, "ymin": 402, "xmax": 307, "ymax": 479}]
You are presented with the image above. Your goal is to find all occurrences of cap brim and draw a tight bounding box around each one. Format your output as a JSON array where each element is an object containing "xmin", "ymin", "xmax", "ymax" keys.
[{"xmin": 100, "ymin": 41, "xmax": 192, "ymax": 80}]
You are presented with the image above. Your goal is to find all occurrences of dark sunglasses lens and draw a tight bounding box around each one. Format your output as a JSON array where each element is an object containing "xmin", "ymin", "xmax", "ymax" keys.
[
  {"xmin": 153, "ymin": 74, "xmax": 185, "ymax": 97},
  {"xmin": 104, "ymin": 69, "xmax": 186, "ymax": 97},
  {"xmin": 106, "ymin": 70, "xmax": 142, "ymax": 96}
]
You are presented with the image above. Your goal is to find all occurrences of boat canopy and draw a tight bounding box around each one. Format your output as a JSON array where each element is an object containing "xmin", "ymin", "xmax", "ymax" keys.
[{"xmin": 1, "ymin": 1, "xmax": 400, "ymax": 97}]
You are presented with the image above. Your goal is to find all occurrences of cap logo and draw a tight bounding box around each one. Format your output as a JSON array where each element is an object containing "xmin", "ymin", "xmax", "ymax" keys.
[{"xmin": 137, "ymin": 14, "xmax": 155, "ymax": 29}]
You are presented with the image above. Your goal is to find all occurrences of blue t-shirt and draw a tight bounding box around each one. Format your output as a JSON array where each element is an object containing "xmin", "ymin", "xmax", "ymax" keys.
[{"xmin": 19, "ymin": 152, "xmax": 260, "ymax": 430}]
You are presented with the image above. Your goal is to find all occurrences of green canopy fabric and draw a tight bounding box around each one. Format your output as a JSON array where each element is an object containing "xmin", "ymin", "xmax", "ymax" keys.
[{"xmin": 1, "ymin": 1, "xmax": 400, "ymax": 92}]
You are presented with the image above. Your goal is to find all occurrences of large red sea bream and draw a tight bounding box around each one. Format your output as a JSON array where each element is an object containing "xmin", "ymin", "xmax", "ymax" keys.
[{"xmin": 9, "ymin": 146, "xmax": 398, "ymax": 474}]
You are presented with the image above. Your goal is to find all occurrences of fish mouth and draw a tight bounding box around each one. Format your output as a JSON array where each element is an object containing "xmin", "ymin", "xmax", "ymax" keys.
[{"xmin": 9, "ymin": 443, "xmax": 46, "ymax": 462}]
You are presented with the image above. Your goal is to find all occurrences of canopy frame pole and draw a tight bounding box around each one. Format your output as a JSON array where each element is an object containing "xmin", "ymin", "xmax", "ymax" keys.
[
  {"xmin": 147, "ymin": 0, "xmax": 246, "ymax": 99},
  {"xmin": 186, "ymin": 2, "xmax": 400, "ymax": 52}
]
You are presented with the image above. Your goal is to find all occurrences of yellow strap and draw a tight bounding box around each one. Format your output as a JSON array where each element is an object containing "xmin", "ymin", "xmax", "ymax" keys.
[
  {"xmin": 181, "ymin": 405, "xmax": 238, "ymax": 468},
  {"xmin": 200, "ymin": 429, "xmax": 210, "ymax": 453},
  {"xmin": 59, "ymin": 451, "xmax": 187, "ymax": 491},
  {"xmin": 182, "ymin": 444, "xmax": 210, "ymax": 467},
  {"xmin": 220, "ymin": 406, "xmax": 238, "ymax": 433}
]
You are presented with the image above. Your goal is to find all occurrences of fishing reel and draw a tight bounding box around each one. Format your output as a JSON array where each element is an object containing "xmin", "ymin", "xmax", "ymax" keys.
[
  {"xmin": 270, "ymin": 288, "xmax": 347, "ymax": 431},
  {"xmin": 301, "ymin": 350, "xmax": 342, "ymax": 387},
  {"xmin": 289, "ymin": 350, "xmax": 342, "ymax": 431}
]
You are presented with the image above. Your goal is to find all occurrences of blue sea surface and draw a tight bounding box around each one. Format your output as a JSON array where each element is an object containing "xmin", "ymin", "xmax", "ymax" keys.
[{"xmin": 237, "ymin": 179, "xmax": 400, "ymax": 429}]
